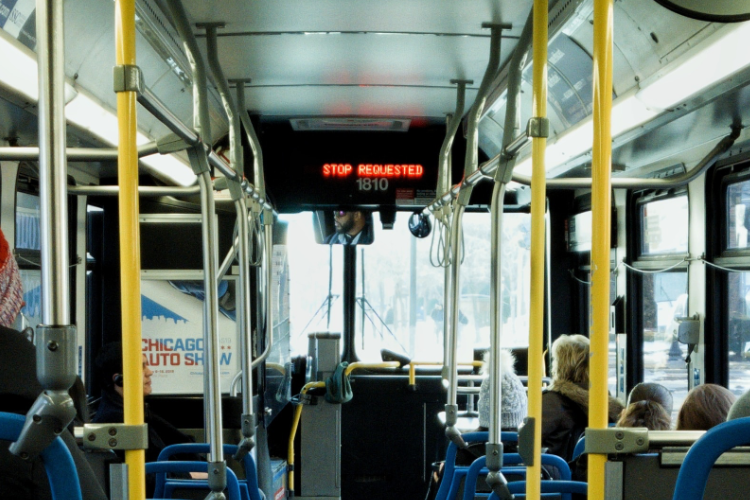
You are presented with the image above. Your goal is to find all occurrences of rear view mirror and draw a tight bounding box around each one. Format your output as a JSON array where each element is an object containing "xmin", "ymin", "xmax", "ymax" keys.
[{"xmin": 313, "ymin": 210, "xmax": 374, "ymax": 245}]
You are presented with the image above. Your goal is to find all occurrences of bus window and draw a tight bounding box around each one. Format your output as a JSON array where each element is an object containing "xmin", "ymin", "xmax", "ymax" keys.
[
  {"xmin": 725, "ymin": 178, "xmax": 750, "ymax": 394},
  {"xmin": 726, "ymin": 179, "xmax": 750, "ymax": 250},
  {"xmin": 636, "ymin": 193, "xmax": 689, "ymax": 419},
  {"xmin": 357, "ymin": 211, "xmax": 531, "ymax": 362}
]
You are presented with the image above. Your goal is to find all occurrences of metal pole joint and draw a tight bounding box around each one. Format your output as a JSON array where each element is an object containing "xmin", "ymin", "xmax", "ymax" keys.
[{"xmin": 113, "ymin": 65, "xmax": 144, "ymax": 94}]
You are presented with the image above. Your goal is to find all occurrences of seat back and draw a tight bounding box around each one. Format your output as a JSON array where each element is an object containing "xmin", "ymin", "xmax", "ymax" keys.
[
  {"xmin": 571, "ymin": 436, "xmax": 586, "ymax": 461},
  {"xmin": 462, "ymin": 454, "xmax": 573, "ymax": 500},
  {"xmin": 0, "ymin": 411, "xmax": 82, "ymax": 500},
  {"xmin": 672, "ymin": 417, "xmax": 750, "ymax": 500},
  {"xmin": 145, "ymin": 461, "xmax": 242, "ymax": 500},
  {"xmin": 436, "ymin": 432, "xmax": 518, "ymax": 500},
  {"xmin": 156, "ymin": 443, "xmax": 261, "ymax": 500}
]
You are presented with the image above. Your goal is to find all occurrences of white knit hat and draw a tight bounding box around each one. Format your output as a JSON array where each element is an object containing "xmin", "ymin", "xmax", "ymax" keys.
[{"xmin": 477, "ymin": 350, "xmax": 528, "ymax": 430}]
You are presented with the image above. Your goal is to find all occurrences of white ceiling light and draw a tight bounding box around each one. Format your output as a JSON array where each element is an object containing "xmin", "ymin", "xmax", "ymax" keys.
[
  {"xmin": 0, "ymin": 28, "xmax": 193, "ymax": 186},
  {"xmin": 514, "ymin": 89, "xmax": 657, "ymax": 176},
  {"xmin": 0, "ymin": 28, "xmax": 38, "ymax": 102},
  {"xmin": 636, "ymin": 22, "xmax": 750, "ymax": 111},
  {"xmin": 140, "ymin": 154, "xmax": 195, "ymax": 187}
]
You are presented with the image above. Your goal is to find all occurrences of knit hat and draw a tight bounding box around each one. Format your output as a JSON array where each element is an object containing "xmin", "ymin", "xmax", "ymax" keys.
[
  {"xmin": 0, "ymin": 228, "xmax": 24, "ymax": 328},
  {"xmin": 728, "ymin": 389, "xmax": 750, "ymax": 421},
  {"xmin": 628, "ymin": 382, "xmax": 673, "ymax": 416},
  {"xmin": 477, "ymin": 350, "xmax": 528, "ymax": 430}
]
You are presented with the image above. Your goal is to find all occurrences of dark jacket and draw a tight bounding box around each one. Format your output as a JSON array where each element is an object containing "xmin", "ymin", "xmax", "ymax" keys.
[
  {"xmin": 0, "ymin": 326, "xmax": 108, "ymax": 500},
  {"xmin": 93, "ymin": 388, "xmax": 196, "ymax": 464},
  {"xmin": 541, "ymin": 380, "xmax": 624, "ymax": 461},
  {"xmin": 93, "ymin": 387, "xmax": 198, "ymax": 496}
]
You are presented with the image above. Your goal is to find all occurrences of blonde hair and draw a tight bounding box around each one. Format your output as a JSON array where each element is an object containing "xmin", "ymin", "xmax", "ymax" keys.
[{"xmin": 551, "ymin": 334, "xmax": 590, "ymax": 386}]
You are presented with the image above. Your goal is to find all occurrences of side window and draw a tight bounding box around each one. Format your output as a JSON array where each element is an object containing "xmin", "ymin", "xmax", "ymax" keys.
[
  {"xmin": 15, "ymin": 191, "xmax": 43, "ymax": 331},
  {"xmin": 632, "ymin": 192, "xmax": 689, "ymax": 420},
  {"xmin": 722, "ymin": 176, "xmax": 750, "ymax": 394}
]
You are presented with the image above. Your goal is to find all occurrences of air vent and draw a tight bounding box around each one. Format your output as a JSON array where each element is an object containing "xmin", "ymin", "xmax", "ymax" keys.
[{"xmin": 290, "ymin": 118, "xmax": 411, "ymax": 132}]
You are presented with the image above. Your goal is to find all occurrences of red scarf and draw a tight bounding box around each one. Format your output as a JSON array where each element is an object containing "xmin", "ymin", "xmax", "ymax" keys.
[{"xmin": 0, "ymin": 229, "xmax": 24, "ymax": 327}]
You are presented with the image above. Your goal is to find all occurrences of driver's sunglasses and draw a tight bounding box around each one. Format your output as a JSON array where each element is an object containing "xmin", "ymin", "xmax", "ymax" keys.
[{"xmin": 334, "ymin": 210, "xmax": 348, "ymax": 218}]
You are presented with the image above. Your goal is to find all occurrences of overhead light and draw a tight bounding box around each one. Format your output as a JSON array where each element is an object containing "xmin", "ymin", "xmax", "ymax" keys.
[
  {"xmin": 140, "ymin": 154, "xmax": 195, "ymax": 187},
  {"xmin": 65, "ymin": 90, "xmax": 151, "ymax": 146},
  {"xmin": 636, "ymin": 22, "xmax": 750, "ymax": 110},
  {"xmin": 515, "ymin": 89, "xmax": 657, "ymax": 176},
  {"xmin": 0, "ymin": 28, "xmax": 38, "ymax": 102}
]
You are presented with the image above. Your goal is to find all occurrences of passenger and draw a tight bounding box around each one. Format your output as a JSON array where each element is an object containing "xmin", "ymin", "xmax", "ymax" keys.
[
  {"xmin": 676, "ymin": 383, "xmax": 736, "ymax": 431},
  {"xmin": 727, "ymin": 389, "xmax": 750, "ymax": 420},
  {"xmin": 93, "ymin": 342, "xmax": 203, "ymax": 495},
  {"xmin": 326, "ymin": 210, "xmax": 370, "ymax": 245},
  {"xmin": 542, "ymin": 334, "xmax": 624, "ymax": 460},
  {"xmin": 617, "ymin": 400, "xmax": 671, "ymax": 430},
  {"xmin": 477, "ymin": 349, "xmax": 528, "ymax": 432},
  {"xmin": 627, "ymin": 382, "xmax": 674, "ymax": 416},
  {"xmin": 0, "ymin": 228, "xmax": 108, "ymax": 500}
]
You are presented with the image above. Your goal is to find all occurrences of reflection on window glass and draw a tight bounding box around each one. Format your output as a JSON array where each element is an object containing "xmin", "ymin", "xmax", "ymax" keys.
[
  {"xmin": 16, "ymin": 192, "xmax": 41, "ymax": 251},
  {"xmin": 358, "ymin": 212, "xmax": 531, "ymax": 363},
  {"xmin": 640, "ymin": 196, "xmax": 688, "ymax": 255},
  {"xmin": 281, "ymin": 213, "xmax": 344, "ymax": 355},
  {"xmin": 727, "ymin": 180, "xmax": 750, "ymax": 250},
  {"xmin": 727, "ymin": 272, "xmax": 750, "ymax": 398},
  {"xmin": 641, "ymin": 271, "xmax": 688, "ymax": 421}
]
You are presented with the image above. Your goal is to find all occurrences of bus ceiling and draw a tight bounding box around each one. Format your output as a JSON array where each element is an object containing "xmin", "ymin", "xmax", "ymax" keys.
[{"xmin": 1, "ymin": 1, "xmax": 750, "ymax": 187}]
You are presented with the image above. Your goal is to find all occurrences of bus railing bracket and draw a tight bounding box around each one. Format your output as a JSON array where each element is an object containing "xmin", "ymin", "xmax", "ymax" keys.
[
  {"xmin": 82, "ymin": 423, "xmax": 149, "ymax": 451},
  {"xmin": 113, "ymin": 64, "xmax": 144, "ymax": 94},
  {"xmin": 585, "ymin": 427, "xmax": 649, "ymax": 455},
  {"xmin": 10, "ymin": 325, "xmax": 77, "ymax": 460}
]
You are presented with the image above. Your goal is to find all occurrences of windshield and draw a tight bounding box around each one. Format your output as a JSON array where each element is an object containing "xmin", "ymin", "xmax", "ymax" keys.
[{"xmin": 281, "ymin": 211, "xmax": 531, "ymax": 362}]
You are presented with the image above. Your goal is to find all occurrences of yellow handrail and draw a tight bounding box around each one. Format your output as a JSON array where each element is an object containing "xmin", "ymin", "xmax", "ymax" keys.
[
  {"xmin": 408, "ymin": 360, "xmax": 484, "ymax": 387},
  {"xmin": 288, "ymin": 381, "xmax": 326, "ymax": 496},
  {"xmin": 527, "ymin": 0, "xmax": 548, "ymax": 498},
  {"xmin": 589, "ymin": 0, "xmax": 614, "ymax": 499},
  {"xmin": 115, "ymin": 0, "xmax": 145, "ymax": 498}
]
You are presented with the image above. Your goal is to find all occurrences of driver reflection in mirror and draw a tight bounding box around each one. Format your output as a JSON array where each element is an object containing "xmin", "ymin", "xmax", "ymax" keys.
[{"xmin": 327, "ymin": 210, "xmax": 369, "ymax": 245}]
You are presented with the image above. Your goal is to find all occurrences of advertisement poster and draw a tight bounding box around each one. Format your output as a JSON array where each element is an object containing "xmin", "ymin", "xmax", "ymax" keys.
[{"xmin": 141, "ymin": 278, "xmax": 239, "ymax": 395}]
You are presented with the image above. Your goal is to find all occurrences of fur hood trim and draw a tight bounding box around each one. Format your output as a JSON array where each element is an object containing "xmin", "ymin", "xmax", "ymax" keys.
[{"xmin": 548, "ymin": 379, "xmax": 624, "ymax": 421}]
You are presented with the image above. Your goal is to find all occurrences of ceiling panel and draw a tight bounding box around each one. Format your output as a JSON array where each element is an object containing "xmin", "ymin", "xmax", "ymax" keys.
[
  {"xmin": 178, "ymin": 0, "xmax": 531, "ymax": 37},
  {"xmin": 240, "ymin": 86, "xmax": 481, "ymax": 120}
]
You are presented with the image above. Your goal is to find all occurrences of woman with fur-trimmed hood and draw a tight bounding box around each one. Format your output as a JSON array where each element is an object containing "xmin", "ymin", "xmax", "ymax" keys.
[{"xmin": 542, "ymin": 334, "xmax": 624, "ymax": 461}]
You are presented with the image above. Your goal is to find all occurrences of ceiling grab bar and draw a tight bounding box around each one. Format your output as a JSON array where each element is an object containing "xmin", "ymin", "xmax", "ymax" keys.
[
  {"xmin": 10, "ymin": 0, "xmax": 78, "ymax": 465},
  {"xmin": 163, "ymin": 1, "xmax": 227, "ymax": 497},
  {"xmin": 444, "ymin": 22, "xmax": 509, "ymax": 451}
]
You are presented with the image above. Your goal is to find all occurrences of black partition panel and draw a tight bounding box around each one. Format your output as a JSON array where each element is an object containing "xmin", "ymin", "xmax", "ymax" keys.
[{"xmin": 617, "ymin": 452, "xmax": 750, "ymax": 499}]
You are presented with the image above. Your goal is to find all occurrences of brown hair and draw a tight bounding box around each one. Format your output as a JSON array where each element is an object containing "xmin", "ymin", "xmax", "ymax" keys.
[
  {"xmin": 617, "ymin": 400, "xmax": 671, "ymax": 430},
  {"xmin": 676, "ymin": 384, "xmax": 737, "ymax": 431},
  {"xmin": 551, "ymin": 334, "xmax": 590, "ymax": 386}
]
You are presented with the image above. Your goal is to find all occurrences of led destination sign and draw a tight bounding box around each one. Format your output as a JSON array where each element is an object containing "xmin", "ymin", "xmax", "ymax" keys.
[{"xmin": 322, "ymin": 163, "xmax": 424, "ymax": 178}]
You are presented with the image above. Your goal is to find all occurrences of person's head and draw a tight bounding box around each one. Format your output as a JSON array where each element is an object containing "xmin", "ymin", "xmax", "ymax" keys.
[
  {"xmin": 333, "ymin": 210, "xmax": 365, "ymax": 236},
  {"xmin": 479, "ymin": 350, "xmax": 528, "ymax": 430},
  {"xmin": 676, "ymin": 384, "xmax": 736, "ymax": 431},
  {"xmin": 550, "ymin": 334, "xmax": 590, "ymax": 386},
  {"xmin": 727, "ymin": 389, "xmax": 750, "ymax": 421},
  {"xmin": 0, "ymin": 227, "xmax": 24, "ymax": 328},
  {"xmin": 628, "ymin": 382, "xmax": 674, "ymax": 416},
  {"xmin": 617, "ymin": 400, "xmax": 671, "ymax": 430},
  {"xmin": 96, "ymin": 342, "xmax": 154, "ymax": 397}
]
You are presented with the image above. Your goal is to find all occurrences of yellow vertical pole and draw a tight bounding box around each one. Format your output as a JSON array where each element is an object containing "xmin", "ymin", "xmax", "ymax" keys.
[
  {"xmin": 588, "ymin": 0, "xmax": 614, "ymax": 498},
  {"xmin": 527, "ymin": 0, "xmax": 548, "ymax": 498},
  {"xmin": 115, "ymin": 1, "xmax": 145, "ymax": 498}
]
